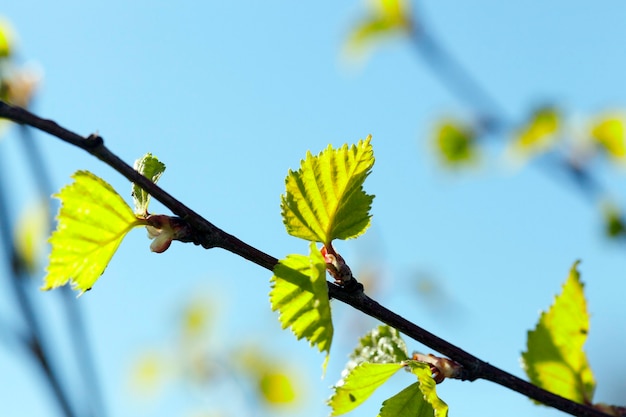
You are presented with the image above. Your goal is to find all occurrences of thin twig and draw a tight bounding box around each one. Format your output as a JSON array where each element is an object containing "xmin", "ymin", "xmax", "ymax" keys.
[
  {"xmin": 0, "ymin": 138, "xmax": 77, "ymax": 417},
  {"xmin": 0, "ymin": 100, "xmax": 612, "ymax": 417},
  {"xmin": 18, "ymin": 123, "xmax": 107, "ymax": 417},
  {"xmin": 409, "ymin": 19, "xmax": 610, "ymax": 207},
  {"xmin": 0, "ymin": 315, "xmax": 29, "ymax": 351}
]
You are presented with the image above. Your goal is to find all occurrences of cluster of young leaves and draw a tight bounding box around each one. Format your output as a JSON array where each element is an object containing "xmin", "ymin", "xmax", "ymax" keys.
[
  {"xmin": 344, "ymin": 3, "xmax": 626, "ymax": 244},
  {"xmin": 328, "ymin": 325, "xmax": 448, "ymax": 417},
  {"xmin": 522, "ymin": 262, "xmax": 625, "ymax": 415},
  {"xmin": 434, "ymin": 107, "xmax": 563, "ymax": 167},
  {"xmin": 272, "ymin": 135, "xmax": 450, "ymax": 415},
  {"xmin": 434, "ymin": 108, "xmax": 626, "ymax": 241},
  {"xmin": 344, "ymin": 3, "xmax": 626, "ymax": 178},
  {"xmin": 270, "ymin": 136, "xmax": 375, "ymax": 371},
  {"xmin": 42, "ymin": 153, "xmax": 165, "ymax": 295}
]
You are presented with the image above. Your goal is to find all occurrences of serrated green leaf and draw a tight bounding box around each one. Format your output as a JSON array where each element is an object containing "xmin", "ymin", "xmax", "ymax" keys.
[
  {"xmin": 522, "ymin": 261, "xmax": 596, "ymax": 404},
  {"xmin": 132, "ymin": 153, "xmax": 166, "ymax": 216},
  {"xmin": 349, "ymin": 325, "xmax": 409, "ymax": 369},
  {"xmin": 330, "ymin": 326, "xmax": 409, "ymax": 415},
  {"xmin": 281, "ymin": 136, "xmax": 375, "ymax": 244},
  {"xmin": 329, "ymin": 362, "xmax": 403, "ymax": 416},
  {"xmin": 270, "ymin": 242, "xmax": 333, "ymax": 368},
  {"xmin": 43, "ymin": 171, "xmax": 144, "ymax": 295},
  {"xmin": 434, "ymin": 120, "xmax": 477, "ymax": 167},
  {"xmin": 404, "ymin": 361, "xmax": 449, "ymax": 417},
  {"xmin": 378, "ymin": 382, "xmax": 424, "ymax": 417},
  {"xmin": 378, "ymin": 376, "xmax": 447, "ymax": 417}
]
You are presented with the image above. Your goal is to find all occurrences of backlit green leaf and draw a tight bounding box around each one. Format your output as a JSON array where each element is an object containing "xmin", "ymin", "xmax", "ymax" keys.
[
  {"xmin": 281, "ymin": 136, "xmax": 375, "ymax": 244},
  {"xmin": 270, "ymin": 242, "xmax": 333, "ymax": 369},
  {"xmin": 237, "ymin": 346, "xmax": 301, "ymax": 406},
  {"xmin": 13, "ymin": 199, "xmax": 48, "ymax": 274},
  {"xmin": 402, "ymin": 361, "xmax": 449, "ymax": 417},
  {"xmin": 132, "ymin": 153, "xmax": 166, "ymax": 216},
  {"xmin": 522, "ymin": 261, "xmax": 596, "ymax": 404},
  {"xmin": 510, "ymin": 107, "xmax": 560, "ymax": 160},
  {"xmin": 346, "ymin": 0, "xmax": 412, "ymax": 56},
  {"xmin": 329, "ymin": 362, "xmax": 403, "ymax": 416},
  {"xmin": 591, "ymin": 114, "xmax": 626, "ymax": 162},
  {"xmin": 43, "ymin": 171, "xmax": 144, "ymax": 295},
  {"xmin": 349, "ymin": 325, "xmax": 409, "ymax": 369},
  {"xmin": 129, "ymin": 351, "xmax": 167, "ymax": 396},
  {"xmin": 602, "ymin": 202, "xmax": 626, "ymax": 239},
  {"xmin": 378, "ymin": 377, "xmax": 447, "ymax": 417},
  {"xmin": 434, "ymin": 120, "xmax": 477, "ymax": 167},
  {"xmin": 258, "ymin": 371, "xmax": 297, "ymax": 405},
  {"xmin": 0, "ymin": 18, "xmax": 13, "ymax": 58}
]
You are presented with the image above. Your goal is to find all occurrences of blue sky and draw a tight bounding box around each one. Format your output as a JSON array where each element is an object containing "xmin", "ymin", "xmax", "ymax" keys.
[{"xmin": 2, "ymin": 1, "xmax": 626, "ymax": 417}]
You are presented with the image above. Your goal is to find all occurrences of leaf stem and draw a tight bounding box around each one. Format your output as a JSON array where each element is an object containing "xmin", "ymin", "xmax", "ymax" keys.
[{"xmin": 0, "ymin": 100, "xmax": 612, "ymax": 417}]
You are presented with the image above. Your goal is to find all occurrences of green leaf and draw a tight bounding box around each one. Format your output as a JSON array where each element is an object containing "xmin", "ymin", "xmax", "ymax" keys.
[
  {"xmin": 129, "ymin": 351, "xmax": 167, "ymax": 395},
  {"xmin": 270, "ymin": 242, "xmax": 333, "ymax": 368},
  {"xmin": 591, "ymin": 114, "xmax": 626, "ymax": 161},
  {"xmin": 434, "ymin": 120, "xmax": 477, "ymax": 167},
  {"xmin": 346, "ymin": 0, "xmax": 412, "ymax": 55},
  {"xmin": 237, "ymin": 345, "xmax": 300, "ymax": 406},
  {"xmin": 13, "ymin": 199, "xmax": 48, "ymax": 274},
  {"xmin": 510, "ymin": 107, "xmax": 560, "ymax": 159},
  {"xmin": 43, "ymin": 171, "xmax": 143, "ymax": 295},
  {"xmin": 378, "ymin": 377, "xmax": 448, "ymax": 417},
  {"xmin": 329, "ymin": 362, "xmax": 404, "ymax": 416},
  {"xmin": 258, "ymin": 370, "xmax": 297, "ymax": 405},
  {"xmin": 329, "ymin": 326, "xmax": 409, "ymax": 415},
  {"xmin": 404, "ymin": 361, "xmax": 449, "ymax": 417},
  {"xmin": 349, "ymin": 325, "xmax": 409, "ymax": 369},
  {"xmin": 602, "ymin": 202, "xmax": 626, "ymax": 239},
  {"xmin": 132, "ymin": 153, "xmax": 166, "ymax": 216},
  {"xmin": 281, "ymin": 136, "xmax": 375, "ymax": 244},
  {"xmin": 522, "ymin": 261, "xmax": 596, "ymax": 404},
  {"xmin": 0, "ymin": 18, "xmax": 13, "ymax": 58}
]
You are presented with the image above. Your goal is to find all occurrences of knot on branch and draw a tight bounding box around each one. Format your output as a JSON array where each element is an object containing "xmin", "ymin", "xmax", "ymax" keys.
[
  {"xmin": 321, "ymin": 244, "xmax": 358, "ymax": 289},
  {"xmin": 85, "ymin": 133, "xmax": 104, "ymax": 148},
  {"xmin": 146, "ymin": 214, "xmax": 195, "ymax": 253}
]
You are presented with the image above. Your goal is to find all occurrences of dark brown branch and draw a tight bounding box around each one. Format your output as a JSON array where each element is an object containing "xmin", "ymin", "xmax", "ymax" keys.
[
  {"xmin": 0, "ymin": 100, "xmax": 612, "ymax": 417},
  {"xmin": 327, "ymin": 286, "xmax": 609, "ymax": 417}
]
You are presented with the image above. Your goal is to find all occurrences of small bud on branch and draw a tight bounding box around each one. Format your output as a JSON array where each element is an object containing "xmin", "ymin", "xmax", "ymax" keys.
[{"xmin": 412, "ymin": 352, "xmax": 463, "ymax": 384}]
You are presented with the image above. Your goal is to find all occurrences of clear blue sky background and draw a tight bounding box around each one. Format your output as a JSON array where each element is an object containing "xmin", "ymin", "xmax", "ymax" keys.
[{"xmin": 1, "ymin": 1, "xmax": 626, "ymax": 417}]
